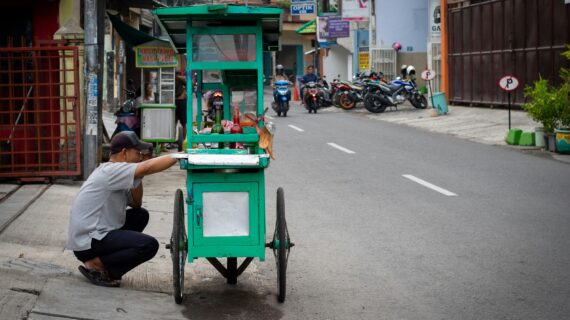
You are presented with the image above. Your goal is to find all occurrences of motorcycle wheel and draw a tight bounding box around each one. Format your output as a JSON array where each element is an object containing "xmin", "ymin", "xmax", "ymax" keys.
[
  {"xmin": 411, "ymin": 94, "xmax": 428, "ymax": 109},
  {"xmin": 332, "ymin": 92, "xmax": 341, "ymax": 107},
  {"xmin": 339, "ymin": 93, "xmax": 356, "ymax": 110},
  {"xmin": 283, "ymin": 102, "xmax": 288, "ymax": 117},
  {"xmin": 364, "ymin": 94, "xmax": 387, "ymax": 113}
]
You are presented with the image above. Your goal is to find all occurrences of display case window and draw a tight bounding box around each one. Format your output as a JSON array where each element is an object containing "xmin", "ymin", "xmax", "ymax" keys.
[
  {"xmin": 141, "ymin": 68, "xmax": 175, "ymax": 104},
  {"xmin": 192, "ymin": 34, "xmax": 256, "ymax": 62},
  {"xmin": 231, "ymin": 88, "xmax": 257, "ymax": 120},
  {"xmin": 202, "ymin": 192, "xmax": 249, "ymax": 237}
]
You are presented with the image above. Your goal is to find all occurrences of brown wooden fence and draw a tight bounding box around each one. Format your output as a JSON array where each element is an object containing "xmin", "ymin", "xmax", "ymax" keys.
[{"xmin": 448, "ymin": 0, "xmax": 570, "ymax": 107}]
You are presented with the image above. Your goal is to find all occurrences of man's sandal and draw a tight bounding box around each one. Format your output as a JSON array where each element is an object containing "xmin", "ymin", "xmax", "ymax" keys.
[{"xmin": 78, "ymin": 266, "xmax": 120, "ymax": 288}]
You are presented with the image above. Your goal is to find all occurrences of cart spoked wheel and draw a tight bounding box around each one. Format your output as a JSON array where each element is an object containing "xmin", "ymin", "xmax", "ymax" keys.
[
  {"xmin": 170, "ymin": 189, "xmax": 187, "ymax": 304},
  {"xmin": 271, "ymin": 187, "xmax": 293, "ymax": 303}
]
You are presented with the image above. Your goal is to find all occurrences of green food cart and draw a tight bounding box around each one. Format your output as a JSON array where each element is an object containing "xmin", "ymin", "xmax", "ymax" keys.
[{"xmin": 154, "ymin": 4, "xmax": 293, "ymax": 304}]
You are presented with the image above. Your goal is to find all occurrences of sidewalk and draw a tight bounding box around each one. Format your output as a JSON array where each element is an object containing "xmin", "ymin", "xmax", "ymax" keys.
[{"xmin": 1, "ymin": 97, "xmax": 569, "ymax": 319}]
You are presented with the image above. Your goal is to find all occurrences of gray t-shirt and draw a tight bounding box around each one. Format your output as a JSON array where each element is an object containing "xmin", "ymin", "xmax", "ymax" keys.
[{"xmin": 67, "ymin": 162, "xmax": 141, "ymax": 251}]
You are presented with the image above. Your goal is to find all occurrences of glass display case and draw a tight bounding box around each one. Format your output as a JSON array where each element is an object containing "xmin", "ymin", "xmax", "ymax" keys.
[{"xmin": 134, "ymin": 40, "xmax": 179, "ymax": 150}]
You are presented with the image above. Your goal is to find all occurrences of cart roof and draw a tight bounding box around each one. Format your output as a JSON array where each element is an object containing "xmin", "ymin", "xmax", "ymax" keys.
[{"xmin": 153, "ymin": 4, "xmax": 283, "ymax": 53}]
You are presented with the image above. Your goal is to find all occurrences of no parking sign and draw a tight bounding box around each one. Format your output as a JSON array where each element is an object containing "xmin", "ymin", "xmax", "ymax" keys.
[
  {"xmin": 499, "ymin": 75, "xmax": 519, "ymax": 91},
  {"xmin": 499, "ymin": 75, "xmax": 519, "ymax": 129},
  {"xmin": 421, "ymin": 69, "xmax": 436, "ymax": 81}
]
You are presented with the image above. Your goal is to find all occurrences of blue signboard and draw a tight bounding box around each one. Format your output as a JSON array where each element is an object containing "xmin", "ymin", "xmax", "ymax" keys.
[{"xmin": 291, "ymin": 3, "xmax": 315, "ymax": 15}]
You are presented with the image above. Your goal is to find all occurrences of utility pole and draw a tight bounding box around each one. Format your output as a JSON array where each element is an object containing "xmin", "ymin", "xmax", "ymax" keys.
[{"xmin": 83, "ymin": 0, "xmax": 104, "ymax": 179}]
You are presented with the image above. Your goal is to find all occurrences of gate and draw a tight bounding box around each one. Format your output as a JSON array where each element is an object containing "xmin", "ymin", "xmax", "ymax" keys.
[
  {"xmin": 0, "ymin": 45, "xmax": 81, "ymax": 179},
  {"xmin": 448, "ymin": 0, "xmax": 570, "ymax": 107},
  {"xmin": 370, "ymin": 48, "xmax": 397, "ymax": 81}
]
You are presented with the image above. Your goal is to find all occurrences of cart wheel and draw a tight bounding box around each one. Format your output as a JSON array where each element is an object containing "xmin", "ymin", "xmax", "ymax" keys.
[
  {"xmin": 273, "ymin": 187, "xmax": 290, "ymax": 302},
  {"xmin": 171, "ymin": 189, "xmax": 187, "ymax": 304}
]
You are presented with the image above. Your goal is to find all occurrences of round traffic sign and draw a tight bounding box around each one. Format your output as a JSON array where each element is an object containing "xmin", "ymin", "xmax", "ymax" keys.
[
  {"xmin": 421, "ymin": 69, "xmax": 436, "ymax": 81},
  {"xmin": 499, "ymin": 75, "xmax": 519, "ymax": 91}
]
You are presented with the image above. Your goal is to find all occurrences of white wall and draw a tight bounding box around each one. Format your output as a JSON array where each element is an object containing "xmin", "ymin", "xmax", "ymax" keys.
[
  {"xmin": 375, "ymin": 0, "xmax": 428, "ymax": 52},
  {"xmin": 323, "ymin": 45, "xmax": 351, "ymax": 82}
]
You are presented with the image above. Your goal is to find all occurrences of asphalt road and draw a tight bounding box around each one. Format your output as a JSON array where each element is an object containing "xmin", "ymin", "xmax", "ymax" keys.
[
  {"xmin": 254, "ymin": 103, "xmax": 570, "ymax": 319},
  {"xmin": 5, "ymin": 101, "xmax": 570, "ymax": 320}
]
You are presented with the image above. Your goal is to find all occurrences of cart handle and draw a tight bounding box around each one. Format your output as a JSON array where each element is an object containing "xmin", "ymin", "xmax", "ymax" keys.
[{"xmin": 196, "ymin": 207, "xmax": 202, "ymax": 227}]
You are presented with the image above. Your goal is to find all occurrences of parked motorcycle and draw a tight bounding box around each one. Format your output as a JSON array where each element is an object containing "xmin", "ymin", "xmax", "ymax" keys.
[
  {"xmin": 205, "ymin": 90, "xmax": 224, "ymax": 120},
  {"xmin": 112, "ymin": 88, "xmax": 140, "ymax": 137},
  {"xmin": 364, "ymin": 66, "xmax": 428, "ymax": 113},
  {"xmin": 271, "ymin": 80, "xmax": 291, "ymax": 117},
  {"xmin": 337, "ymin": 81, "xmax": 364, "ymax": 110},
  {"xmin": 319, "ymin": 77, "xmax": 334, "ymax": 107}
]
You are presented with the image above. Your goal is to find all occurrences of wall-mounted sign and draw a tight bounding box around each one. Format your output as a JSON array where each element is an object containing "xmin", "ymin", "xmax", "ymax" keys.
[
  {"xmin": 135, "ymin": 41, "xmax": 178, "ymax": 68},
  {"xmin": 430, "ymin": 0, "xmax": 441, "ymax": 38},
  {"xmin": 358, "ymin": 52, "xmax": 369, "ymax": 71},
  {"xmin": 342, "ymin": 0, "xmax": 370, "ymax": 21},
  {"xmin": 317, "ymin": 16, "xmax": 350, "ymax": 42},
  {"xmin": 291, "ymin": 3, "xmax": 316, "ymax": 15}
]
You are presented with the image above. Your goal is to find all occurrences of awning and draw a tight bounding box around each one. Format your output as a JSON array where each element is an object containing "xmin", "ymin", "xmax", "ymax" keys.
[
  {"xmin": 107, "ymin": 12, "xmax": 160, "ymax": 47},
  {"xmin": 295, "ymin": 19, "xmax": 315, "ymax": 34}
]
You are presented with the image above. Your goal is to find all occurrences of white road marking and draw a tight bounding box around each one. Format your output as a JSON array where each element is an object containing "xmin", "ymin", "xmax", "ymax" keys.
[
  {"xmin": 402, "ymin": 175, "xmax": 458, "ymax": 196},
  {"xmin": 327, "ymin": 143, "xmax": 355, "ymax": 154},
  {"xmin": 265, "ymin": 115, "xmax": 274, "ymax": 120},
  {"xmin": 288, "ymin": 125, "xmax": 304, "ymax": 132}
]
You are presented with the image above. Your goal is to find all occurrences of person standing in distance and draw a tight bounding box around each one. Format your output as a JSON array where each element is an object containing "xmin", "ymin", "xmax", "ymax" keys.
[{"xmin": 67, "ymin": 131, "xmax": 179, "ymax": 287}]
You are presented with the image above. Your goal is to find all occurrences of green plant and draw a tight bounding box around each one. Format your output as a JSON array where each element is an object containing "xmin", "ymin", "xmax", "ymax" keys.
[{"xmin": 523, "ymin": 45, "xmax": 570, "ymax": 133}]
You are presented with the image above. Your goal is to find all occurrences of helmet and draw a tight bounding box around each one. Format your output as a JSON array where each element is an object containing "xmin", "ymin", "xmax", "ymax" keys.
[
  {"xmin": 276, "ymin": 64, "xmax": 284, "ymax": 70},
  {"xmin": 392, "ymin": 42, "xmax": 402, "ymax": 51},
  {"xmin": 406, "ymin": 65, "xmax": 416, "ymax": 76}
]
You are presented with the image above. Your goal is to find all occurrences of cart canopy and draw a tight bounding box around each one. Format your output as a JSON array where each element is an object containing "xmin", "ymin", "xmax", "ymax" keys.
[{"xmin": 153, "ymin": 4, "xmax": 283, "ymax": 53}]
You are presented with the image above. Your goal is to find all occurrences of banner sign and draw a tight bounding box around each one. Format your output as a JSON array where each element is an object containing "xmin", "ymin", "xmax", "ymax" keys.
[
  {"xmin": 430, "ymin": 0, "xmax": 441, "ymax": 38},
  {"xmin": 291, "ymin": 3, "xmax": 316, "ymax": 15},
  {"xmin": 358, "ymin": 52, "xmax": 369, "ymax": 71},
  {"xmin": 136, "ymin": 46, "xmax": 178, "ymax": 68},
  {"xmin": 328, "ymin": 17, "xmax": 350, "ymax": 38},
  {"xmin": 317, "ymin": 16, "xmax": 349, "ymax": 41},
  {"xmin": 342, "ymin": 0, "xmax": 370, "ymax": 21}
]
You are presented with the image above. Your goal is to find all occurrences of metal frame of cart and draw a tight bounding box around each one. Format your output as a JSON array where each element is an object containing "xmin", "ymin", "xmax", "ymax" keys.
[{"xmin": 153, "ymin": 4, "xmax": 293, "ymax": 304}]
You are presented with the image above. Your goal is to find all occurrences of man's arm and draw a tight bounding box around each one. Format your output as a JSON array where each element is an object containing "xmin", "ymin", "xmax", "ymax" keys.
[
  {"xmin": 134, "ymin": 155, "xmax": 177, "ymax": 179},
  {"xmin": 130, "ymin": 183, "xmax": 143, "ymax": 208}
]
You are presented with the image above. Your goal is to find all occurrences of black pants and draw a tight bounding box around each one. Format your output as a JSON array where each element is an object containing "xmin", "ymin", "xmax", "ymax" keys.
[{"xmin": 73, "ymin": 207, "xmax": 159, "ymax": 280}]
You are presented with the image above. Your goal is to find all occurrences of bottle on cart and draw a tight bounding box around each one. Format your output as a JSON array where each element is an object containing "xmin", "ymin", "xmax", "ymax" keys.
[
  {"xmin": 230, "ymin": 106, "xmax": 243, "ymax": 149},
  {"xmin": 211, "ymin": 104, "xmax": 224, "ymax": 149}
]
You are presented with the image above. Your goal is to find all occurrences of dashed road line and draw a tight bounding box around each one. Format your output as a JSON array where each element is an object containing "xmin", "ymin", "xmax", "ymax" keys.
[
  {"xmin": 327, "ymin": 143, "xmax": 355, "ymax": 154},
  {"xmin": 402, "ymin": 174, "xmax": 458, "ymax": 196},
  {"xmin": 288, "ymin": 125, "xmax": 304, "ymax": 132}
]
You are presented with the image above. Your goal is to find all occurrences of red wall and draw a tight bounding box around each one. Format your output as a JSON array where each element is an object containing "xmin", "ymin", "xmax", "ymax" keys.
[{"xmin": 33, "ymin": 0, "xmax": 59, "ymax": 42}]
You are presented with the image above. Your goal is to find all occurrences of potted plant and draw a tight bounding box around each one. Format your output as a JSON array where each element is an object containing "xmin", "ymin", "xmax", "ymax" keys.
[
  {"xmin": 523, "ymin": 45, "xmax": 570, "ymax": 152},
  {"xmin": 555, "ymin": 46, "xmax": 570, "ymax": 153}
]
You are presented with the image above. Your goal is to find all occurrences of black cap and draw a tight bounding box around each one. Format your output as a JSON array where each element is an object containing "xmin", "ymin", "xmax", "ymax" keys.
[{"xmin": 110, "ymin": 131, "xmax": 153, "ymax": 155}]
